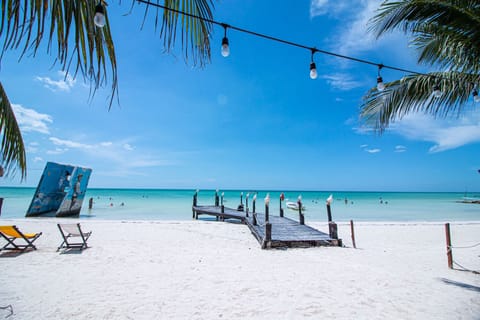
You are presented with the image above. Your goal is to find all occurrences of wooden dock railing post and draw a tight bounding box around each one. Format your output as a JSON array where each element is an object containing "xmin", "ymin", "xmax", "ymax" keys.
[
  {"xmin": 445, "ymin": 223, "xmax": 453, "ymax": 269},
  {"xmin": 265, "ymin": 193, "xmax": 270, "ymax": 222},
  {"xmin": 221, "ymin": 192, "xmax": 224, "ymax": 206},
  {"xmin": 240, "ymin": 192, "xmax": 243, "ymax": 206},
  {"xmin": 262, "ymin": 222, "xmax": 272, "ymax": 249},
  {"xmin": 192, "ymin": 190, "xmax": 198, "ymax": 219},
  {"xmin": 279, "ymin": 193, "xmax": 284, "ymax": 217},
  {"xmin": 298, "ymin": 196, "xmax": 305, "ymax": 225},
  {"xmin": 326, "ymin": 195, "xmax": 337, "ymax": 239},
  {"xmin": 215, "ymin": 189, "xmax": 219, "ymax": 207},
  {"xmin": 326, "ymin": 196, "xmax": 333, "ymax": 222},
  {"xmin": 252, "ymin": 194, "xmax": 257, "ymax": 225},
  {"xmin": 350, "ymin": 220, "xmax": 356, "ymax": 249},
  {"xmin": 245, "ymin": 193, "xmax": 249, "ymax": 217}
]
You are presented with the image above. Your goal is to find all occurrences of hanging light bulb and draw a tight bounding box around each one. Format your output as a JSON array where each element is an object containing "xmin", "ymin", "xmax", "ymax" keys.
[
  {"xmin": 310, "ymin": 62, "xmax": 318, "ymax": 79},
  {"xmin": 221, "ymin": 37, "xmax": 230, "ymax": 57},
  {"xmin": 377, "ymin": 76, "xmax": 385, "ymax": 91},
  {"xmin": 473, "ymin": 88, "xmax": 480, "ymax": 103},
  {"xmin": 221, "ymin": 24, "xmax": 230, "ymax": 57},
  {"xmin": 376, "ymin": 64, "xmax": 385, "ymax": 91},
  {"xmin": 433, "ymin": 84, "xmax": 442, "ymax": 98},
  {"xmin": 94, "ymin": 2, "xmax": 106, "ymax": 28},
  {"xmin": 309, "ymin": 49, "xmax": 317, "ymax": 79}
]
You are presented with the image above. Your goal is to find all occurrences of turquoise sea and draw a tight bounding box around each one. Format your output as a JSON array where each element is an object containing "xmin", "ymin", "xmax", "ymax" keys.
[{"xmin": 0, "ymin": 187, "xmax": 479, "ymax": 222}]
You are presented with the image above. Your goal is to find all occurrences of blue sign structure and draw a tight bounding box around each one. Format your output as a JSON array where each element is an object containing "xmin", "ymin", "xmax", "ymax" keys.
[{"xmin": 26, "ymin": 162, "xmax": 92, "ymax": 217}]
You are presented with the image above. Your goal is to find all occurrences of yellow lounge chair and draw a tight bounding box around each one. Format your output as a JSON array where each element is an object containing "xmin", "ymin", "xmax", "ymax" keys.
[
  {"xmin": 0, "ymin": 225, "xmax": 42, "ymax": 252},
  {"xmin": 57, "ymin": 223, "xmax": 92, "ymax": 252}
]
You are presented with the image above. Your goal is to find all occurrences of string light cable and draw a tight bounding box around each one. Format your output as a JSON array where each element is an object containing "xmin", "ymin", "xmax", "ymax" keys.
[{"xmin": 134, "ymin": 0, "xmax": 478, "ymax": 100}]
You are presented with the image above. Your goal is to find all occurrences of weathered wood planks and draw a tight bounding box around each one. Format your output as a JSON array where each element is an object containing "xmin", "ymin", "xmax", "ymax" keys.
[{"xmin": 192, "ymin": 205, "xmax": 342, "ymax": 249}]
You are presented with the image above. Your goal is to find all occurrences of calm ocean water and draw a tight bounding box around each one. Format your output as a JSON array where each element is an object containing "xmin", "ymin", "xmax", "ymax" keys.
[{"xmin": 0, "ymin": 187, "xmax": 478, "ymax": 222}]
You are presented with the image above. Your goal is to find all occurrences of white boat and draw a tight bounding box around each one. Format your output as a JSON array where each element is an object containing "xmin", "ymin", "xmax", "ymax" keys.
[{"xmin": 286, "ymin": 201, "xmax": 306, "ymax": 211}]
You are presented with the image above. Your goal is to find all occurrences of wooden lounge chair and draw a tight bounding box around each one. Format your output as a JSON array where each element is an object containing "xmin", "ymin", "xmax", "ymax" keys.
[
  {"xmin": 0, "ymin": 225, "xmax": 42, "ymax": 252},
  {"xmin": 57, "ymin": 223, "xmax": 92, "ymax": 252}
]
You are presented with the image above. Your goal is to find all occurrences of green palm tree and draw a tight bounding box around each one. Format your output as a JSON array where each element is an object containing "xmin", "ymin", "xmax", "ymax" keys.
[
  {"xmin": 0, "ymin": 82, "xmax": 26, "ymax": 179},
  {"xmin": 0, "ymin": 0, "xmax": 214, "ymax": 178},
  {"xmin": 361, "ymin": 0, "xmax": 480, "ymax": 131}
]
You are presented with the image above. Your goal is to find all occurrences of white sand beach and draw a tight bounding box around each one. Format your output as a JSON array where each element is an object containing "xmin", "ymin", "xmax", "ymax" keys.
[{"xmin": 0, "ymin": 219, "xmax": 479, "ymax": 319}]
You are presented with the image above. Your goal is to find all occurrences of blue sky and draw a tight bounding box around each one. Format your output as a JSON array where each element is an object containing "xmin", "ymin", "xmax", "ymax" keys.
[{"xmin": 1, "ymin": 0, "xmax": 479, "ymax": 191}]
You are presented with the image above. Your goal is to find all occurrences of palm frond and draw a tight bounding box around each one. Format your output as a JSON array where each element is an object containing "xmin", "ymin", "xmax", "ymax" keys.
[
  {"xmin": 361, "ymin": 72, "xmax": 480, "ymax": 132},
  {"xmin": 0, "ymin": 0, "xmax": 118, "ymax": 108},
  {"xmin": 143, "ymin": 0, "xmax": 214, "ymax": 67},
  {"xmin": 0, "ymin": 82, "xmax": 26, "ymax": 180},
  {"xmin": 369, "ymin": 0, "xmax": 480, "ymax": 72}
]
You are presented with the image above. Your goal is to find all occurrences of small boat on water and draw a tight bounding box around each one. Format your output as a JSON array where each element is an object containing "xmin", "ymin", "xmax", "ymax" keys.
[
  {"xmin": 458, "ymin": 197, "xmax": 480, "ymax": 204},
  {"xmin": 286, "ymin": 201, "xmax": 306, "ymax": 211}
]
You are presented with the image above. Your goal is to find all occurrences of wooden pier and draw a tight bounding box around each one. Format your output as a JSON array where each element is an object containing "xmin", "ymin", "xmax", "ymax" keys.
[{"xmin": 192, "ymin": 192, "xmax": 342, "ymax": 249}]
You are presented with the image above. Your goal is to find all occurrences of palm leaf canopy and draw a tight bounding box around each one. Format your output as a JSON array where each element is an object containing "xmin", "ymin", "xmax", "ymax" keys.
[
  {"xmin": 0, "ymin": 0, "xmax": 214, "ymax": 178},
  {"xmin": 362, "ymin": 0, "xmax": 480, "ymax": 131},
  {"xmin": 0, "ymin": 82, "xmax": 26, "ymax": 179}
]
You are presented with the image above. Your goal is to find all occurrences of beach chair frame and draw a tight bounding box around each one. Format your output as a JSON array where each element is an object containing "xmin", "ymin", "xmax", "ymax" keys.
[
  {"xmin": 0, "ymin": 225, "xmax": 42, "ymax": 252},
  {"xmin": 57, "ymin": 223, "xmax": 92, "ymax": 252}
]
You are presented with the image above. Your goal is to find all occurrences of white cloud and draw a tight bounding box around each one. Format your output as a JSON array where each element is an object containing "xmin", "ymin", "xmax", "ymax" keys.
[
  {"xmin": 321, "ymin": 73, "xmax": 365, "ymax": 90},
  {"xmin": 50, "ymin": 137, "xmax": 94, "ymax": 150},
  {"xmin": 33, "ymin": 156, "xmax": 43, "ymax": 162},
  {"xmin": 389, "ymin": 111, "xmax": 480, "ymax": 153},
  {"xmin": 310, "ymin": 0, "xmax": 329, "ymax": 18},
  {"xmin": 360, "ymin": 144, "xmax": 368, "ymax": 148},
  {"xmin": 35, "ymin": 71, "xmax": 76, "ymax": 92},
  {"xmin": 366, "ymin": 148, "xmax": 381, "ymax": 153},
  {"xmin": 310, "ymin": 0, "xmax": 349, "ymax": 19},
  {"xmin": 48, "ymin": 137, "xmax": 172, "ymax": 172},
  {"xmin": 47, "ymin": 147, "xmax": 68, "ymax": 155},
  {"xmin": 12, "ymin": 104, "xmax": 52, "ymax": 134},
  {"xmin": 123, "ymin": 143, "xmax": 134, "ymax": 151},
  {"xmin": 395, "ymin": 145, "xmax": 407, "ymax": 153}
]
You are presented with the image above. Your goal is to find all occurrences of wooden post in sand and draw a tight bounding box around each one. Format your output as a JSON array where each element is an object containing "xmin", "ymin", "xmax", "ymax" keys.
[
  {"xmin": 265, "ymin": 194, "xmax": 270, "ymax": 222},
  {"xmin": 192, "ymin": 190, "xmax": 198, "ymax": 219},
  {"xmin": 252, "ymin": 194, "xmax": 257, "ymax": 225},
  {"xmin": 245, "ymin": 193, "xmax": 249, "ymax": 217},
  {"xmin": 279, "ymin": 193, "xmax": 284, "ymax": 217},
  {"xmin": 221, "ymin": 192, "xmax": 224, "ymax": 206},
  {"xmin": 263, "ymin": 222, "xmax": 272, "ymax": 249},
  {"xmin": 350, "ymin": 220, "xmax": 356, "ymax": 249},
  {"xmin": 215, "ymin": 190, "xmax": 219, "ymax": 206},
  {"xmin": 298, "ymin": 196, "xmax": 305, "ymax": 225},
  {"xmin": 445, "ymin": 223, "xmax": 453, "ymax": 269}
]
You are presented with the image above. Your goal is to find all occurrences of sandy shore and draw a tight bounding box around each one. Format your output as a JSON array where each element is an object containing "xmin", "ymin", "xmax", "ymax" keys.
[{"xmin": 0, "ymin": 218, "xmax": 479, "ymax": 319}]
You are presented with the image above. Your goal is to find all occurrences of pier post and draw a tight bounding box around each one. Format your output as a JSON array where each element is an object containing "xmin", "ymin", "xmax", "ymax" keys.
[
  {"xmin": 221, "ymin": 192, "xmax": 224, "ymax": 206},
  {"xmin": 326, "ymin": 194, "xmax": 333, "ymax": 222},
  {"xmin": 245, "ymin": 193, "xmax": 249, "ymax": 217},
  {"xmin": 350, "ymin": 220, "xmax": 356, "ymax": 249},
  {"xmin": 262, "ymin": 222, "xmax": 272, "ymax": 249},
  {"xmin": 252, "ymin": 194, "xmax": 257, "ymax": 225},
  {"xmin": 215, "ymin": 189, "xmax": 219, "ymax": 207},
  {"xmin": 265, "ymin": 193, "xmax": 270, "ymax": 222},
  {"xmin": 279, "ymin": 193, "xmax": 284, "ymax": 217},
  {"xmin": 221, "ymin": 204, "xmax": 225, "ymax": 221},
  {"xmin": 192, "ymin": 190, "xmax": 198, "ymax": 219},
  {"xmin": 240, "ymin": 192, "xmax": 243, "ymax": 206},
  {"xmin": 329, "ymin": 222, "xmax": 338, "ymax": 240},
  {"xmin": 445, "ymin": 223, "xmax": 453, "ymax": 269},
  {"xmin": 298, "ymin": 196, "xmax": 305, "ymax": 225},
  {"xmin": 252, "ymin": 194, "xmax": 256, "ymax": 214}
]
